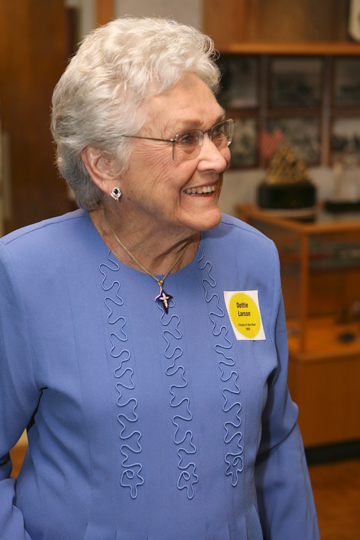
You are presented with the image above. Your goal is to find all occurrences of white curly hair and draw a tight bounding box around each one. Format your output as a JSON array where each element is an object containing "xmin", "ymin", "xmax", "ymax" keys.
[{"xmin": 51, "ymin": 17, "xmax": 220, "ymax": 210}]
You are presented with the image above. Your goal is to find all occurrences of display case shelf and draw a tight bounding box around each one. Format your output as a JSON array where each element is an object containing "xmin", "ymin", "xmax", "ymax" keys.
[
  {"xmin": 227, "ymin": 42, "xmax": 360, "ymax": 56},
  {"xmin": 238, "ymin": 204, "xmax": 360, "ymax": 447}
]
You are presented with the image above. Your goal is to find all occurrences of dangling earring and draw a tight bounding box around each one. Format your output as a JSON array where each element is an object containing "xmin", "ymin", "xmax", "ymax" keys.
[{"xmin": 110, "ymin": 187, "xmax": 121, "ymax": 201}]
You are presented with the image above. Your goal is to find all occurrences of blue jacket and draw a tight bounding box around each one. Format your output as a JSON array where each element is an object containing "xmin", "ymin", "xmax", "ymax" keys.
[{"xmin": 0, "ymin": 210, "xmax": 319, "ymax": 539}]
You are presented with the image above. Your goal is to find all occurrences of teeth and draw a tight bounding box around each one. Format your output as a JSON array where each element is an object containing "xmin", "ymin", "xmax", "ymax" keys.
[{"xmin": 185, "ymin": 185, "xmax": 216, "ymax": 195}]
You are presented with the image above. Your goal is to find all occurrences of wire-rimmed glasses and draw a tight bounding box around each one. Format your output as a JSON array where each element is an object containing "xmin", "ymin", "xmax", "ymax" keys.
[{"xmin": 121, "ymin": 118, "xmax": 235, "ymax": 162}]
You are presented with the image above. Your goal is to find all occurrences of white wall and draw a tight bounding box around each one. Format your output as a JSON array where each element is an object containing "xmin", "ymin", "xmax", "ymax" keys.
[
  {"xmin": 65, "ymin": 0, "xmax": 95, "ymax": 38},
  {"xmin": 115, "ymin": 0, "xmax": 202, "ymax": 28}
]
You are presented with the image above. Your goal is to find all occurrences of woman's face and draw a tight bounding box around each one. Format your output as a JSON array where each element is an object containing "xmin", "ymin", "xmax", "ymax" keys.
[{"xmin": 118, "ymin": 73, "xmax": 231, "ymax": 238}]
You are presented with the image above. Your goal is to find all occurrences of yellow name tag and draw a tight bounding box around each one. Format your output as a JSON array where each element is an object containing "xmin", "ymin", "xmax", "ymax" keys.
[{"xmin": 224, "ymin": 290, "xmax": 266, "ymax": 341}]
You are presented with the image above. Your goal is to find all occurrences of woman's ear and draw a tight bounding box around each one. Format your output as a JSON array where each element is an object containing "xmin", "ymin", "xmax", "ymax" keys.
[{"xmin": 81, "ymin": 147, "xmax": 116, "ymax": 193}]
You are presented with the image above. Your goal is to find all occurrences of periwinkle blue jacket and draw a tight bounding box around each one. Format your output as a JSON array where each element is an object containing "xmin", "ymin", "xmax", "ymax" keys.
[{"xmin": 0, "ymin": 210, "xmax": 320, "ymax": 540}]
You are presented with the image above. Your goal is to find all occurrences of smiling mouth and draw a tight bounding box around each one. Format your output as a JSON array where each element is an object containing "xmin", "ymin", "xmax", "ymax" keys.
[{"xmin": 184, "ymin": 185, "xmax": 216, "ymax": 196}]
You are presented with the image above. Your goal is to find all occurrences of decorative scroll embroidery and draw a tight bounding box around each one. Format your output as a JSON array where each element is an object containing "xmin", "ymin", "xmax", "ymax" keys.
[
  {"xmin": 159, "ymin": 303, "xmax": 199, "ymax": 499},
  {"xmin": 100, "ymin": 252, "xmax": 144, "ymax": 499},
  {"xmin": 197, "ymin": 247, "xmax": 243, "ymax": 486}
]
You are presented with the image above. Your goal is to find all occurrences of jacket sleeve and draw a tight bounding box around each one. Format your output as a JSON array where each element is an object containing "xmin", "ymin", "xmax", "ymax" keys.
[
  {"xmin": 0, "ymin": 242, "xmax": 40, "ymax": 539},
  {"xmin": 254, "ymin": 245, "xmax": 320, "ymax": 540}
]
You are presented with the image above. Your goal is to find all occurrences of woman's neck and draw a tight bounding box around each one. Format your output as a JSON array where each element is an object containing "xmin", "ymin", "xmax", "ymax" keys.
[{"xmin": 89, "ymin": 205, "xmax": 201, "ymax": 276}]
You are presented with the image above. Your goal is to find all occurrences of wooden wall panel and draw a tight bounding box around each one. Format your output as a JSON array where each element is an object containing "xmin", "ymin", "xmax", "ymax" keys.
[
  {"xmin": 256, "ymin": 0, "xmax": 349, "ymax": 43},
  {"xmin": 203, "ymin": 0, "xmax": 255, "ymax": 50},
  {"xmin": 203, "ymin": 0, "xmax": 349, "ymax": 50},
  {"xmin": 0, "ymin": 0, "xmax": 76, "ymax": 234}
]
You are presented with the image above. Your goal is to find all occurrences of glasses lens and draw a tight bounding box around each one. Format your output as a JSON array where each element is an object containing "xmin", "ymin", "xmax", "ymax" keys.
[
  {"xmin": 211, "ymin": 119, "xmax": 234, "ymax": 148},
  {"xmin": 172, "ymin": 119, "xmax": 235, "ymax": 161},
  {"xmin": 173, "ymin": 130, "xmax": 202, "ymax": 162}
]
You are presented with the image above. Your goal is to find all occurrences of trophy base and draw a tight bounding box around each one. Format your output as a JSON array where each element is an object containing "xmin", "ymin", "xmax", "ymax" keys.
[{"xmin": 257, "ymin": 182, "xmax": 317, "ymax": 210}]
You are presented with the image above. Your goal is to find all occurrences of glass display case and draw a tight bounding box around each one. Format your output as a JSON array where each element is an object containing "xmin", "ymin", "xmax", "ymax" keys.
[{"xmin": 238, "ymin": 204, "xmax": 360, "ymax": 447}]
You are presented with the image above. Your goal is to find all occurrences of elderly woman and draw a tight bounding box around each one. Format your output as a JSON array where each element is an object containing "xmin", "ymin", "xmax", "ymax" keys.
[{"xmin": 0, "ymin": 17, "xmax": 319, "ymax": 540}]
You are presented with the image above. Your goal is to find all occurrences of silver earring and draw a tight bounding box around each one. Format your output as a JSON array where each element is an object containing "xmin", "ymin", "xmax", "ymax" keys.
[{"xmin": 110, "ymin": 187, "xmax": 121, "ymax": 201}]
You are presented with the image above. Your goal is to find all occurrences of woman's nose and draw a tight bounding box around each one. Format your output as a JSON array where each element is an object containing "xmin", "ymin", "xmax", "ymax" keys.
[{"xmin": 197, "ymin": 134, "xmax": 230, "ymax": 172}]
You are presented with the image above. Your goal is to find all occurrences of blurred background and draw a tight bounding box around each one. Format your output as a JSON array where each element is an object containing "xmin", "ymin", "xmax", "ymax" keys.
[{"xmin": 1, "ymin": 0, "xmax": 357, "ymax": 234}]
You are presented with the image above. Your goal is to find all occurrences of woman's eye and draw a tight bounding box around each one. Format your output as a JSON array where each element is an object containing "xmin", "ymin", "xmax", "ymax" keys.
[
  {"xmin": 212, "ymin": 125, "xmax": 226, "ymax": 139},
  {"xmin": 177, "ymin": 132, "xmax": 200, "ymax": 146}
]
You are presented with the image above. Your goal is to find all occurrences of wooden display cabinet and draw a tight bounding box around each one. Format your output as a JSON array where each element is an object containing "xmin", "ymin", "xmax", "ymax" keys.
[{"xmin": 238, "ymin": 204, "xmax": 360, "ymax": 447}]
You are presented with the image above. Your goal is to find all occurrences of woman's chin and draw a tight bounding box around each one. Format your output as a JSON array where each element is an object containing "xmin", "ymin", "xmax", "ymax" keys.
[{"xmin": 181, "ymin": 205, "xmax": 223, "ymax": 233}]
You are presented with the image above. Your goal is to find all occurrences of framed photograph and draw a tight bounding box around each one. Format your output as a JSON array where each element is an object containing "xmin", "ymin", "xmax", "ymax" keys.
[
  {"xmin": 216, "ymin": 56, "xmax": 259, "ymax": 109},
  {"xmin": 230, "ymin": 117, "xmax": 258, "ymax": 167},
  {"xmin": 334, "ymin": 58, "xmax": 360, "ymax": 106},
  {"xmin": 267, "ymin": 118, "xmax": 321, "ymax": 164},
  {"xmin": 332, "ymin": 118, "xmax": 360, "ymax": 161},
  {"xmin": 270, "ymin": 57, "xmax": 323, "ymax": 108}
]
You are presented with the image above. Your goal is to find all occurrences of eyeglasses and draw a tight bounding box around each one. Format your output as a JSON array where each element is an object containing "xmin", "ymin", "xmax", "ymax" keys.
[{"xmin": 121, "ymin": 118, "xmax": 235, "ymax": 162}]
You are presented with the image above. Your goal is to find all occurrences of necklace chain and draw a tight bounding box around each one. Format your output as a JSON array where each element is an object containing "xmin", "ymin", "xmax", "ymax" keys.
[{"xmin": 104, "ymin": 211, "xmax": 189, "ymax": 313}]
